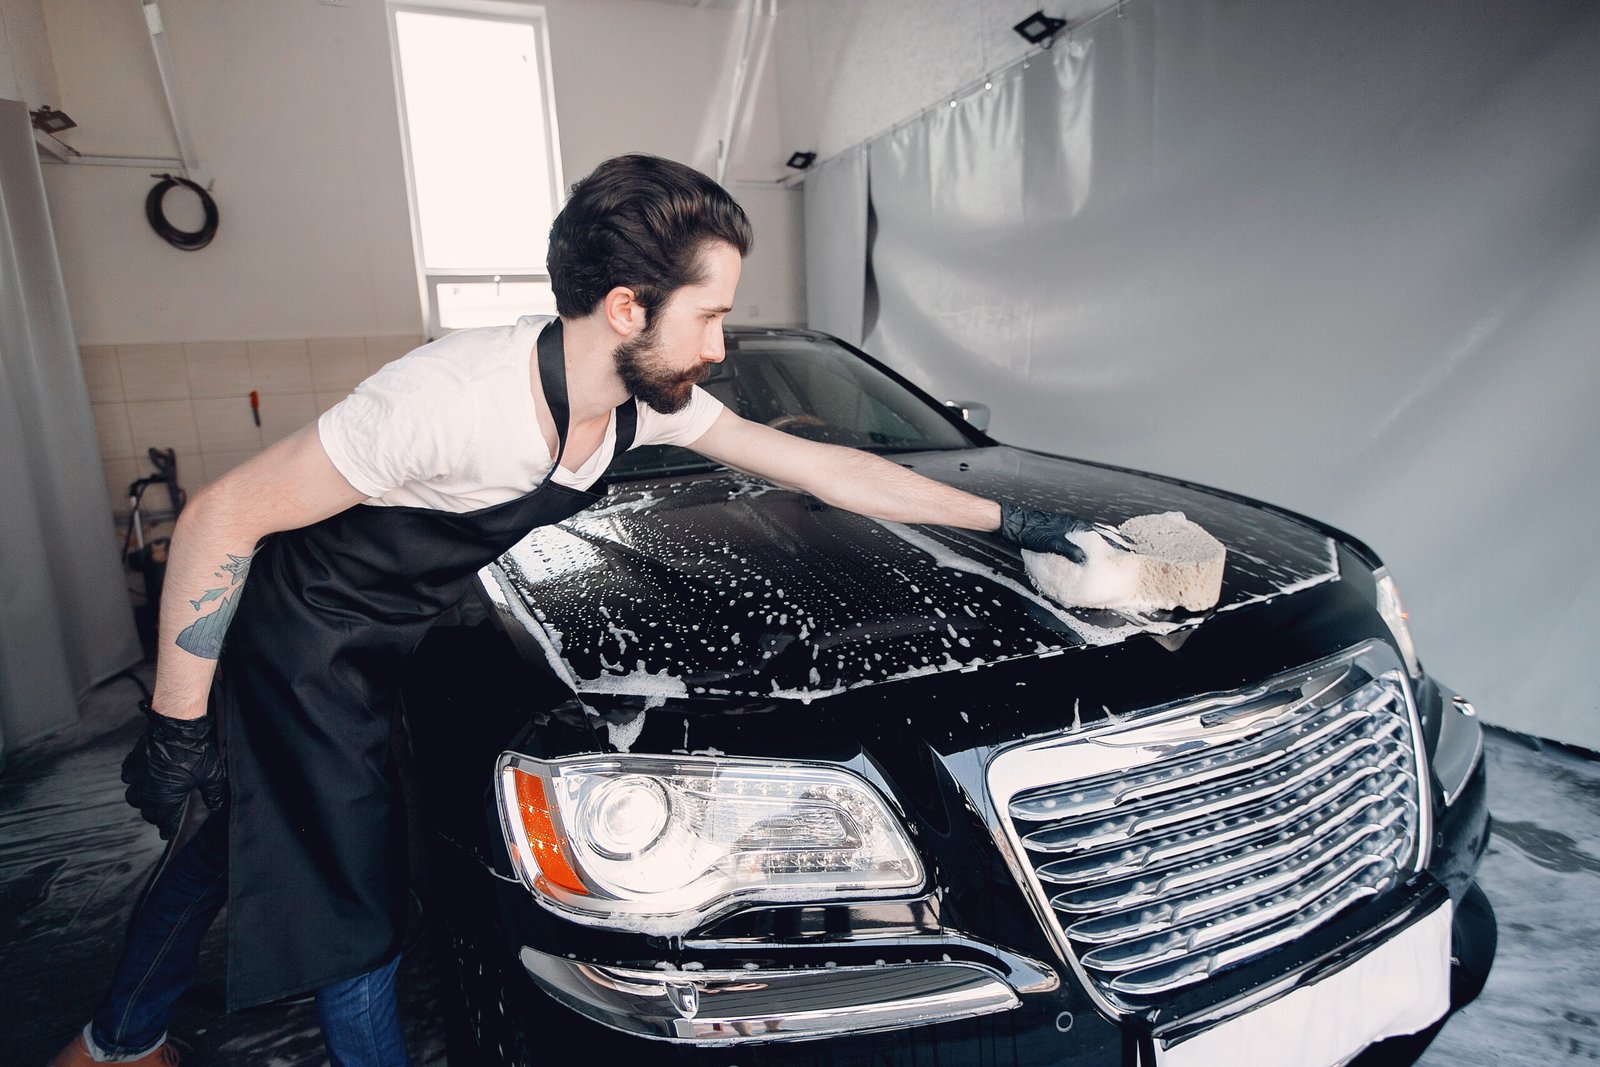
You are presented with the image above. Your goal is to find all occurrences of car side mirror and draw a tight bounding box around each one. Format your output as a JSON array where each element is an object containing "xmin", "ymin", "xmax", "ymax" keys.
[{"xmin": 944, "ymin": 399, "xmax": 991, "ymax": 432}]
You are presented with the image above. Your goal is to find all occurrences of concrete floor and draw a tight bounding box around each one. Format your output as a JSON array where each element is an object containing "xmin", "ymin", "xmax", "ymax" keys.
[
  {"xmin": 1416, "ymin": 729, "xmax": 1600, "ymax": 1064},
  {"xmin": 2, "ymin": 666, "xmax": 1597, "ymax": 1066},
  {"xmin": 0, "ymin": 667, "xmax": 447, "ymax": 1066}
]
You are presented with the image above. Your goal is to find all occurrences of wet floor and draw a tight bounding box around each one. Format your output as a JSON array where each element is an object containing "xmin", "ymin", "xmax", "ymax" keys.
[
  {"xmin": 0, "ymin": 669, "xmax": 444, "ymax": 1067},
  {"xmin": 1416, "ymin": 730, "xmax": 1600, "ymax": 1065},
  {"xmin": 2, "ymin": 667, "xmax": 1596, "ymax": 1065}
]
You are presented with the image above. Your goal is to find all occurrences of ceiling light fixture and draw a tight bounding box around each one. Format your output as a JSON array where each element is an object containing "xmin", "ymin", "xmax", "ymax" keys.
[
  {"xmin": 30, "ymin": 106, "xmax": 77, "ymax": 134},
  {"xmin": 1013, "ymin": 10, "xmax": 1066, "ymax": 45}
]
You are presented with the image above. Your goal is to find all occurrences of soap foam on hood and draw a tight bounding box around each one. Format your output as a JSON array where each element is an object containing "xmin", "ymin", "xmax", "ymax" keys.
[
  {"xmin": 1024, "ymin": 511, "xmax": 1228, "ymax": 613},
  {"xmin": 871, "ymin": 519, "xmax": 1195, "ymax": 647},
  {"xmin": 482, "ymin": 461, "xmax": 1342, "ymax": 703}
]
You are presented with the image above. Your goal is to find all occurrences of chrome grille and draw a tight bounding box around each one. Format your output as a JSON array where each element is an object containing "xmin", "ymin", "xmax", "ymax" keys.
[{"xmin": 987, "ymin": 643, "xmax": 1425, "ymax": 1012}]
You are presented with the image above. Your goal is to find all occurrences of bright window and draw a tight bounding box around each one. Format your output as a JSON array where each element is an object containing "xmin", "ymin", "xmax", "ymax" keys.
[{"xmin": 388, "ymin": 3, "xmax": 564, "ymax": 334}]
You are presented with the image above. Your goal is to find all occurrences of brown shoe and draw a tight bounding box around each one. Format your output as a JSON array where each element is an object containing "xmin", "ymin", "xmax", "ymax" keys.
[{"xmin": 49, "ymin": 1033, "xmax": 182, "ymax": 1065}]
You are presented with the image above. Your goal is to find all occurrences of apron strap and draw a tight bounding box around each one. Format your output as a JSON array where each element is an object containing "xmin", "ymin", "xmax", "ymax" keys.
[
  {"xmin": 538, "ymin": 317, "xmax": 642, "ymax": 464},
  {"xmin": 614, "ymin": 397, "xmax": 638, "ymax": 453},
  {"xmin": 535, "ymin": 318, "xmax": 573, "ymax": 469}
]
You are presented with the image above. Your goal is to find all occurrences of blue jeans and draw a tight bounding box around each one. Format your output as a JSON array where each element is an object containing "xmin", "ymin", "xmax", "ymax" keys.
[{"xmin": 87, "ymin": 808, "xmax": 412, "ymax": 1066}]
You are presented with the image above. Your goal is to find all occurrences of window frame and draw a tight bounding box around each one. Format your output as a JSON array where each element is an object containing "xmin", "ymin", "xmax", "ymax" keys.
[{"xmin": 385, "ymin": 0, "xmax": 566, "ymax": 338}]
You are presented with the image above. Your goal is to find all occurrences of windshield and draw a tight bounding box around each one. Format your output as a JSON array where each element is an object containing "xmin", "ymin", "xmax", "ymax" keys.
[{"xmin": 607, "ymin": 333, "xmax": 979, "ymax": 480}]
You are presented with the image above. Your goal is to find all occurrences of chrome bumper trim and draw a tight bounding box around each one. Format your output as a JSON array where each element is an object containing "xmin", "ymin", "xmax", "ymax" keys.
[{"xmin": 519, "ymin": 948, "xmax": 1023, "ymax": 1044}]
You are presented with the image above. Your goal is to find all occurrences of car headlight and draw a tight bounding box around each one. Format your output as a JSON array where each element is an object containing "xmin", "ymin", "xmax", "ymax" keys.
[
  {"xmin": 496, "ymin": 753, "xmax": 924, "ymax": 933},
  {"xmin": 1373, "ymin": 568, "xmax": 1421, "ymax": 678}
]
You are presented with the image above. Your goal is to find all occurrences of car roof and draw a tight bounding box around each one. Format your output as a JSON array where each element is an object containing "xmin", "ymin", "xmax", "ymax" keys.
[{"xmin": 722, "ymin": 324, "xmax": 830, "ymax": 340}]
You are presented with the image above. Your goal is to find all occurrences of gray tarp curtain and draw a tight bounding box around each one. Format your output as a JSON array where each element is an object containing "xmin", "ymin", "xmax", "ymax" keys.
[
  {"xmin": 0, "ymin": 98, "xmax": 141, "ymax": 763},
  {"xmin": 807, "ymin": 1, "xmax": 1600, "ymax": 749},
  {"xmin": 802, "ymin": 147, "xmax": 869, "ymax": 347}
]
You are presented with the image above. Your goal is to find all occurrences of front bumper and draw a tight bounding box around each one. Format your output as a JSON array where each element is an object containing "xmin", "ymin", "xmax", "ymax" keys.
[
  {"xmin": 519, "ymin": 948, "xmax": 1052, "ymax": 1043},
  {"xmin": 492, "ymin": 713, "xmax": 1492, "ymax": 1065}
]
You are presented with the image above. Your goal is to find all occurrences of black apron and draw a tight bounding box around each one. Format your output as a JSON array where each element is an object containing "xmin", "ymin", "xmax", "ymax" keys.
[{"xmin": 217, "ymin": 320, "xmax": 636, "ymax": 1009}]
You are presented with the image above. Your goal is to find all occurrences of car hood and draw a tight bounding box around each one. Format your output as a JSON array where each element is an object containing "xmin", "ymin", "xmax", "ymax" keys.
[{"xmin": 481, "ymin": 446, "xmax": 1339, "ymax": 705}]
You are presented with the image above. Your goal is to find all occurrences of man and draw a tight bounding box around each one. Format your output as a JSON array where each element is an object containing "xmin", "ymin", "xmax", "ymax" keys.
[{"xmin": 53, "ymin": 154, "xmax": 1110, "ymax": 1066}]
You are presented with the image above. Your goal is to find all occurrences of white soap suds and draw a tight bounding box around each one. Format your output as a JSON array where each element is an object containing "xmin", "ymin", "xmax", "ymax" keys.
[
  {"xmin": 873, "ymin": 520, "xmax": 1070, "ymax": 618},
  {"xmin": 870, "ymin": 519, "xmax": 1186, "ymax": 647},
  {"xmin": 726, "ymin": 474, "xmax": 784, "ymax": 501},
  {"xmin": 579, "ymin": 663, "xmax": 688, "ymax": 709},
  {"xmin": 583, "ymin": 489, "xmax": 661, "ymax": 518},
  {"xmin": 1217, "ymin": 536, "xmax": 1340, "ymax": 611},
  {"xmin": 1023, "ymin": 512, "xmax": 1227, "ymax": 612},
  {"xmin": 486, "ymin": 506, "xmax": 1339, "ymax": 705},
  {"xmin": 1029, "ymin": 532, "xmax": 1145, "ymax": 607},
  {"xmin": 768, "ymin": 678, "xmax": 847, "ymax": 703},
  {"xmin": 483, "ymin": 566, "xmax": 580, "ymax": 689},
  {"xmin": 606, "ymin": 713, "xmax": 647, "ymax": 752}
]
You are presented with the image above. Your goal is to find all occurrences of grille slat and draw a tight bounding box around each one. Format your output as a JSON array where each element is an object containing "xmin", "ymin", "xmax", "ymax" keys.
[
  {"xmin": 1009, "ymin": 673, "xmax": 1361, "ymax": 823},
  {"xmin": 1080, "ymin": 841, "xmax": 1403, "ymax": 975},
  {"xmin": 1031, "ymin": 769, "xmax": 1408, "ymax": 889},
  {"xmin": 1106, "ymin": 868, "xmax": 1399, "ymax": 996},
  {"xmin": 1044, "ymin": 784, "xmax": 1411, "ymax": 911},
  {"xmin": 1062, "ymin": 806, "xmax": 1409, "ymax": 941},
  {"xmin": 990, "ymin": 649, "xmax": 1422, "ymax": 1010},
  {"xmin": 1019, "ymin": 726, "xmax": 1406, "ymax": 855}
]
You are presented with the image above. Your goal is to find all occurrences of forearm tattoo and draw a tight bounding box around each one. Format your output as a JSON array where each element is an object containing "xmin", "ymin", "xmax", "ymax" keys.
[{"xmin": 175, "ymin": 551, "xmax": 255, "ymax": 659}]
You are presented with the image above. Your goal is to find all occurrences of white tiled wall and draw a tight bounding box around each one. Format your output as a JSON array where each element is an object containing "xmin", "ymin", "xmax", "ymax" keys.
[{"xmin": 85, "ymin": 335, "xmax": 425, "ymax": 518}]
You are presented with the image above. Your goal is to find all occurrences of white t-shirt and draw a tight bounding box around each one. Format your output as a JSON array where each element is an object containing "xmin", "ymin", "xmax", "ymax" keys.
[{"xmin": 318, "ymin": 315, "xmax": 724, "ymax": 512}]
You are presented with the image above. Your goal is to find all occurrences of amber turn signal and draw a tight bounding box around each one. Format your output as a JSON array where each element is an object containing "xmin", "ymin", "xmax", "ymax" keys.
[{"xmin": 511, "ymin": 768, "xmax": 588, "ymax": 895}]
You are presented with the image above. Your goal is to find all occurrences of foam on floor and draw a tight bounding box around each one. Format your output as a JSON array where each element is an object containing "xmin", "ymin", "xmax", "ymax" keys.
[{"xmin": 1023, "ymin": 511, "xmax": 1227, "ymax": 612}]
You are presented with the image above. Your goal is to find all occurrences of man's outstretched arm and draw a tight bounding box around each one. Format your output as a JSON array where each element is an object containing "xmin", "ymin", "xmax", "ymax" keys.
[
  {"xmin": 687, "ymin": 410, "xmax": 1127, "ymax": 564},
  {"xmin": 687, "ymin": 409, "xmax": 1002, "ymax": 530},
  {"xmin": 151, "ymin": 424, "xmax": 366, "ymax": 720}
]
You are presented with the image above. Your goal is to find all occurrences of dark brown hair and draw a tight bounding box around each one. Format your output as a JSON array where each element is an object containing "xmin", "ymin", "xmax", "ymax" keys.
[{"xmin": 547, "ymin": 154, "xmax": 753, "ymax": 321}]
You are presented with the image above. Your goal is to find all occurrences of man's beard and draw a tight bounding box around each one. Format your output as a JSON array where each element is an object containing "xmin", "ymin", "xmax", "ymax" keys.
[{"xmin": 613, "ymin": 322, "xmax": 707, "ymax": 414}]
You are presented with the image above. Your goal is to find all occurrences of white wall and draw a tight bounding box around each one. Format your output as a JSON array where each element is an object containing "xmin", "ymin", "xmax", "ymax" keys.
[
  {"xmin": 775, "ymin": 0, "xmax": 1116, "ymax": 161},
  {"xmin": 39, "ymin": 0, "xmax": 802, "ymax": 347},
  {"xmin": 36, "ymin": 0, "xmax": 803, "ymax": 516},
  {"xmin": 0, "ymin": 0, "xmax": 57, "ymax": 106}
]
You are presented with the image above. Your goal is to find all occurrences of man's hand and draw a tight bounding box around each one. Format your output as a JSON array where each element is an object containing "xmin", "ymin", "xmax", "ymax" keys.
[
  {"xmin": 122, "ymin": 701, "xmax": 227, "ymax": 840},
  {"xmin": 997, "ymin": 501, "xmax": 1133, "ymax": 564}
]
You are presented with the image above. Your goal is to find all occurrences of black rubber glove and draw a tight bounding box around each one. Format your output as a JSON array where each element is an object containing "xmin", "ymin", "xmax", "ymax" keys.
[
  {"xmin": 122, "ymin": 700, "xmax": 227, "ymax": 840},
  {"xmin": 997, "ymin": 501, "xmax": 1132, "ymax": 565}
]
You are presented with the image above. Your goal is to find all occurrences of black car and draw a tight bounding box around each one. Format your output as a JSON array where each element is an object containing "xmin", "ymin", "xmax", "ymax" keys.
[{"xmin": 399, "ymin": 327, "xmax": 1495, "ymax": 1066}]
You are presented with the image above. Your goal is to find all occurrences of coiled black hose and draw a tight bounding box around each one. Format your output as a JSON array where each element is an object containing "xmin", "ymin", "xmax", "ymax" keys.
[{"xmin": 145, "ymin": 172, "xmax": 219, "ymax": 251}]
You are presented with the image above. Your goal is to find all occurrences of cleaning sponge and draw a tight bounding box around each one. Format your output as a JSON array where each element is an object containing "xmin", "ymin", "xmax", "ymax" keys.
[{"xmin": 1023, "ymin": 511, "xmax": 1227, "ymax": 612}]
